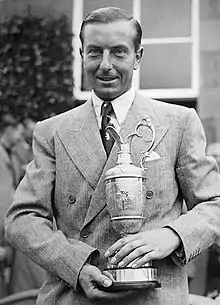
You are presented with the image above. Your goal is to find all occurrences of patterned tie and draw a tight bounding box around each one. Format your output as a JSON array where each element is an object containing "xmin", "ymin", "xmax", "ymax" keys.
[{"xmin": 100, "ymin": 101, "xmax": 115, "ymax": 156}]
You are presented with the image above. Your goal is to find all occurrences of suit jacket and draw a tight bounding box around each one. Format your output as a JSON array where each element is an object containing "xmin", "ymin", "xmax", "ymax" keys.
[{"xmin": 4, "ymin": 93, "xmax": 220, "ymax": 305}]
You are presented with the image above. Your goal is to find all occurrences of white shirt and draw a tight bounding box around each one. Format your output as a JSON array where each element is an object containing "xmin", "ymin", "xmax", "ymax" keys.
[{"xmin": 92, "ymin": 87, "xmax": 135, "ymax": 132}]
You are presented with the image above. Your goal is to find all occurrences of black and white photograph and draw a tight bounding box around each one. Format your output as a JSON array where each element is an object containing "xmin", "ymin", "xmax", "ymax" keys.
[{"xmin": 0, "ymin": 1, "xmax": 220, "ymax": 304}]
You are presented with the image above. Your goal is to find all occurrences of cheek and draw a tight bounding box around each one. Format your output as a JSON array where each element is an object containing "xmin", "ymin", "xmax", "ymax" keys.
[
  {"xmin": 120, "ymin": 66, "xmax": 134, "ymax": 81},
  {"xmin": 84, "ymin": 58, "xmax": 100, "ymax": 70}
]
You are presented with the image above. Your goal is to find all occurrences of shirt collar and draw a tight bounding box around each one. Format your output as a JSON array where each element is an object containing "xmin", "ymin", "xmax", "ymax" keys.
[{"xmin": 92, "ymin": 87, "xmax": 135, "ymax": 126}]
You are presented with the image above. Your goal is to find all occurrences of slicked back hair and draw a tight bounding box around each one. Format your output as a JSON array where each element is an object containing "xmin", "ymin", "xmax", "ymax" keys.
[{"xmin": 79, "ymin": 7, "xmax": 142, "ymax": 52}]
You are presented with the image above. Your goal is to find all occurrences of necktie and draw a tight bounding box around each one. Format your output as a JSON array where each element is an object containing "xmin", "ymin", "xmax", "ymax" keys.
[{"xmin": 100, "ymin": 102, "xmax": 115, "ymax": 156}]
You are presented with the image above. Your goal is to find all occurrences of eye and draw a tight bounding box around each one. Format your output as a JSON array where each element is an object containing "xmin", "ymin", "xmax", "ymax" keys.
[
  {"xmin": 87, "ymin": 48, "xmax": 102, "ymax": 58},
  {"xmin": 112, "ymin": 47, "xmax": 127, "ymax": 58}
]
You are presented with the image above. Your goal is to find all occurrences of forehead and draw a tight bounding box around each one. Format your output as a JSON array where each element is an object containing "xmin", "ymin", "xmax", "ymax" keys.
[{"xmin": 83, "ymin": 20, "xmax": 136, "ymax": 48}]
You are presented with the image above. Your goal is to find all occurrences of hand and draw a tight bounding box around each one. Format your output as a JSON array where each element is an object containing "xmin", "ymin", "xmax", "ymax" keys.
[
  {"xmin": 79, "ymin": 263, "xmax": 136, "ymax": 301},
  {"xmin": 104, "ymin": 228, "xmax": 181, "ymax": 268}
]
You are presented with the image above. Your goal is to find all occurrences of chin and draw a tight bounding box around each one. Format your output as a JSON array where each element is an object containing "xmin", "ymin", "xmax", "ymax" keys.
[{"xmin": 97, "ymin": 87, "xmax": 124, "ymax": 99}]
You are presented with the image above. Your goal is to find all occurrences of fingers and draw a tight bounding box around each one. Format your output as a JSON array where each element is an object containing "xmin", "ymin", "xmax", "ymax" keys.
[
  {"xmin": 97, "ymin": 289, "xmax": 137, "ymax": 301},
  {"xmin": 117, "ymin": 245, "xmax": 154, "ymax": 267},
  {"xmin": 104, "ymin": 230, "xmax": 172, "ymax": 268},
  {"xmin": 105, "ymin": 234, "xmax": 151, "ymax": 266},
  {"xmin": 105, "ymin": 235, "xmax": 140, "ymax": 258},
  {"xmin": 79, "ymin": 264, "xmax": 137, "ymax": 301},
  {"xmin": 79, "ymin": 264, "xmax": 112, "ymax": 291},
  {"xmin": 130, "ymin": 249, "xmax": 162, "ymax": 268}
]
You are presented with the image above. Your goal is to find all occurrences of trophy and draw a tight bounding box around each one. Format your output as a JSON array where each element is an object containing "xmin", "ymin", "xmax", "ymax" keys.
[{"xmin": 103, "ymin": 116, "xmax": 161, "ymax": 291}]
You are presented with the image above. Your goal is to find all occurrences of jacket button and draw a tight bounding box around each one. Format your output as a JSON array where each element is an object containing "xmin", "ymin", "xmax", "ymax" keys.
[
  {"xmin": 80, "ymin": 228, "xmax": 90, "ymax": 238},
  {"xmin": 68, "ymin": 195, "xmax": 76, "ymax": 204},
  {"xmin": 146, "ymin": 190, "xmax": 154, "ymax": 199}
]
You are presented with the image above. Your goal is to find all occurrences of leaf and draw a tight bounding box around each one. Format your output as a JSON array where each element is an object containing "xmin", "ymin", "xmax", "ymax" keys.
[{"xmin": 0, "ymin": 12, "xmax": 74, "ymax": 121}]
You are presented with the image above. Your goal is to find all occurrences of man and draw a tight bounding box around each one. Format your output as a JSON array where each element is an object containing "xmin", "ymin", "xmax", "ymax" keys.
[
  {"xmin": 13, "ymin": 118, "xmax": 35, "ymax": 181},
  {"xmin": 0, "ymin": 114, "xmax": 23, "ymax": 238},
  {"xmin": 206, "ymin": 142, "xmax": 220, "ymax": 169},
  {"xmin": 0, "ymin": 114, "xmax": 23, "ymax": 297},
  {"xmin": 4, "ymin": 7, "xmax": 220, "ymax": 305},
  {"xmin": 0, "ymin": 114, "xmax": 45, "ymax": 299}
]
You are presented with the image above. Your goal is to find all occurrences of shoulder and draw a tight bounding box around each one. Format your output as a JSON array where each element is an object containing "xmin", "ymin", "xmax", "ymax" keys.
[
  {"xmin": 33, "ymin": 101, "xmax": 88, "ymax": 136},
  {"xmin": 136, "ymin": 92, "xmax": 197, "ymax": 123},
  {"xmin": 142, "ymin": 94, "xmax": 193, "ymax": 114}
]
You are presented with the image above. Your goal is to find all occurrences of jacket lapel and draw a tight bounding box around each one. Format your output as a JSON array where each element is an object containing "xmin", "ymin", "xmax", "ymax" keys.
[
  {"xmin": 57, "ymin": 99, "xmax": 107, "ymax": 190},
  {"xmin": 83, "ymin": 93, "xmax": 168, "ymax": 227}
]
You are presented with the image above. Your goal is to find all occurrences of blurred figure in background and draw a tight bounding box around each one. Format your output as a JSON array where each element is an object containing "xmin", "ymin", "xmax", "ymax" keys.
[
  {"xmin": 182, "ymin": 201, "xmax": 197, "ymax": 291},
  {"xmin": 0, "ymin": 114, "xmax": 45, "ymax": 300},
  {"xmin": 0, "ymin": 114, "xmax": 23, "ymax": 297},
  {"xmin": 13, "ymin": 118, "xmax": 35, "ymax": 181},
  {"xmin": 0, "ymin": 114, "xmax": 23, "ymax": 239},
  {"xmin": 6, "ymin": 117, "xmax": 45, "ymax": 300},
  {"xmin": 206, "ymin": 142, "xmax": 220, "ymax": 297},
  {"xmin": 206, "ymin": 142, "xmax": 220, "ymax": 170}
]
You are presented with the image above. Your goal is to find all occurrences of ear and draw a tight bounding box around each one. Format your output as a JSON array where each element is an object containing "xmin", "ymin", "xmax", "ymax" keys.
[
  {"xmin": 79, "ymin": 47, "xmax": 83, "ymax": 59},
  {"xmin": 134, "ymin": 47, "xmax": 143, "ymax": 70},
  {"xmin": 80, "ymin": 48, "xmax": 85, "ymax": 67}
]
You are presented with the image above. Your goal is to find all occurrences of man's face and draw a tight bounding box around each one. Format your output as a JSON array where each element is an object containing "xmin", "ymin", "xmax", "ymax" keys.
[
  {"xmin": 7, "ymin": 124, "xmax": 23, "ymax": 146},
  {"xmin": 81, "ymin": 20, "xmax": 143, "ymax": 101}
]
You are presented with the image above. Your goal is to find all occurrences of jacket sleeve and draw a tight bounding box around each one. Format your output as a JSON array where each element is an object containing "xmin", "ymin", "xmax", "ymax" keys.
[
  {"xmin": 167, "ymin": 109, "xmax": 220, "ymax": 265},
  {"xmin": 4, "ymin": 121, "xmax": 99, "ymax": 291}
]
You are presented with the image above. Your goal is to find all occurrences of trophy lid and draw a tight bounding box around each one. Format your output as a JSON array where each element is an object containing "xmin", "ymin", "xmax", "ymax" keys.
[{"xmin": 105, "ymin": 152, "xmax": 146, "ymax": 180}]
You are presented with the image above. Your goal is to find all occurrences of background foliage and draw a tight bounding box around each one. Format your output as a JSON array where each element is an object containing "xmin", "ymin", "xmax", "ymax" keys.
[{"xmin": 0, "ymin": 11, "xmax": 75, "ymax": 121}]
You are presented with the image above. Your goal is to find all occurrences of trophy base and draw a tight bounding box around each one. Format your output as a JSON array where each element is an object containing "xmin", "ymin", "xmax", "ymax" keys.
[
  {"xmin": 100, "ymin": 280, "xmax": 161, "ymax": 292},
  {"xmin": 102, "ymin": 265, "xmax": 161, "ymax": 292}
]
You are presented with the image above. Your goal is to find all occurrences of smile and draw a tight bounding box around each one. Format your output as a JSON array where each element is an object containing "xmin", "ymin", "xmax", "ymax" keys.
[{"xmin": 97, "ymin": 77, "xmax": 118, "ymax": 82}]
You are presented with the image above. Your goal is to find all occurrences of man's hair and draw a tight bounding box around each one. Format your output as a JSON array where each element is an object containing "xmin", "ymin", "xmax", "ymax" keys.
[{"xmin": 79, "ymin": 7, "xmax": 142, "ymax": 52}]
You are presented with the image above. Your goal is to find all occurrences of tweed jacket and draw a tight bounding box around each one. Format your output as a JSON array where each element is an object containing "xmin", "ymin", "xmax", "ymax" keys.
[{"xmin": 5, "ymin": 93, "xmax": 220, "ymax": 305}]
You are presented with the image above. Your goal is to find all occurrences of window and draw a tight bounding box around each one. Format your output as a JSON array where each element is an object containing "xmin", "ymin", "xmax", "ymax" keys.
[{"xmin": 72, "ymin": 0, "xmax": 199, "ymax": 100}]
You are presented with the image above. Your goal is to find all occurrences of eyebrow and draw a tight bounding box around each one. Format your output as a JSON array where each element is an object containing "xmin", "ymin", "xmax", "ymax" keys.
[
  {"xmin": 86, "ymin": 44, "xmax": 129, "ymax": 50},
  {"xmin": 86, "ymin": 44, "xmax": 101, "ymax": 49},
  {"xmin": 111, "ymin": 45, "xmax": 129, "ymax": 51}
]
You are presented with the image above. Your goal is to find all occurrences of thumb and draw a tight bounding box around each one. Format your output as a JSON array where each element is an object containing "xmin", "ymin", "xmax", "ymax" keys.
[
  {"xmin": 102, "ymin": 276, "xmax": 112, "ymax": 287},
  {"xmin": 88, "ymin": 264, "xmax": 113, "ymax": 287}
]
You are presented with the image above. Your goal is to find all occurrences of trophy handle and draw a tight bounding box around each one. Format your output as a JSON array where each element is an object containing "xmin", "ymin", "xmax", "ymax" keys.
[
  {"xmin": 126, "ymin": 116, "xmax": 156, "ymax": 169},
  {"xmin": 126, "ymin": 116, "xmax": 155, "ymax": 150},
  {"xmin": 106, "ymin": 116, "xmax": 156, "ymax": 170},
  {"xmin": 106, "ymin": 125, "xmax": 124, "ymax": 147}
]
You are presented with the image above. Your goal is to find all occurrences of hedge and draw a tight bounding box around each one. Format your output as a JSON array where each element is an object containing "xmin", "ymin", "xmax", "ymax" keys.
[{"xmin": 0, "ymin": 11, "xmax": 75, "ymax": 121}]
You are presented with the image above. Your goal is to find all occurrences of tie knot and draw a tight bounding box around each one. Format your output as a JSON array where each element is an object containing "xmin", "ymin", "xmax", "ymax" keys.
[{"xmin": 101, "ymin": 102, "xmax": 114, "ymax": 117}]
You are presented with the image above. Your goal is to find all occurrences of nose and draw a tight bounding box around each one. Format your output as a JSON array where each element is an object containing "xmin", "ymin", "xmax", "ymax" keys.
[{"xmin": 100, "ymin": 50, "xmax": 112, "ymax": 71}]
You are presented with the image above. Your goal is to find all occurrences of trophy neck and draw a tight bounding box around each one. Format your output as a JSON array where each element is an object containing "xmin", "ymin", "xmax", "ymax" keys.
[{"xmin": 117, "ymin": 143, "xmax": 132, "ymax": 165}]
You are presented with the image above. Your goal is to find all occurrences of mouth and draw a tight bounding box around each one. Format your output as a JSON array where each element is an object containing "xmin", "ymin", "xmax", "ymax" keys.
[{"xmin": 97, "ymin": 76, "xmax": 118, "ymax": 82}]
